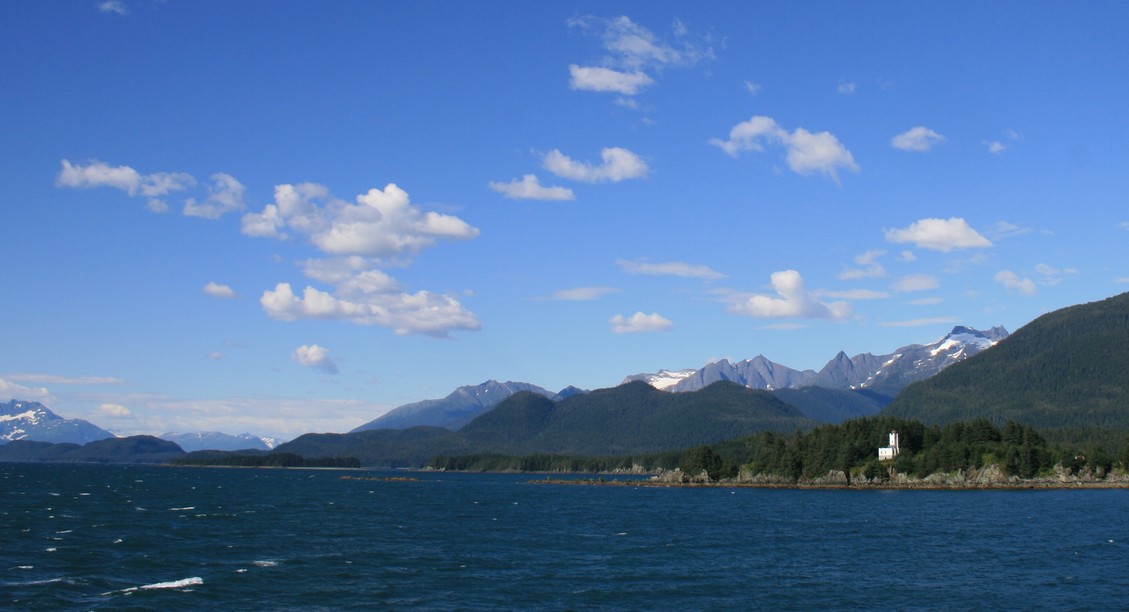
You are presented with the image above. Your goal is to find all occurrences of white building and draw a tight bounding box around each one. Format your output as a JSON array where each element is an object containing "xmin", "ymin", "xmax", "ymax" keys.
[{"xmin": 878, "ymin": 430, "xmax": 900, "ymax": 460}]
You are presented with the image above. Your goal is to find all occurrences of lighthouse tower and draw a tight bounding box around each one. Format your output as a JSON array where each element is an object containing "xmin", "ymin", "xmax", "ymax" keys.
[{"xmin": 878, "ymin": 429, "xmax": 900, "ymax": 460}]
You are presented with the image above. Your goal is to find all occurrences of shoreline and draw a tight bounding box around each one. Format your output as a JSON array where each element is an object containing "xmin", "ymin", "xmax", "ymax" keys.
[{"xmin": 529, "ymin": 477, "xmax": 1129, "ymax": 491}]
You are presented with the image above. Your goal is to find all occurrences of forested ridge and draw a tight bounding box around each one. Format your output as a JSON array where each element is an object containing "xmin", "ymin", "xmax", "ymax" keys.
[
  {"xmin": 883, "ymin": 292, "xmax": 1129, "ymax": 428},
  {"xmin": 431, "ymin": 416, "xmax": 1129, "ymax": 484}
]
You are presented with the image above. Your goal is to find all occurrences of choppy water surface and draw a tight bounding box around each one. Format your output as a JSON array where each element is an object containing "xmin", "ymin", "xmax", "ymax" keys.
[{"xmin": 2, "ymin": 463, "xmax": 1126, "ymax": 610}]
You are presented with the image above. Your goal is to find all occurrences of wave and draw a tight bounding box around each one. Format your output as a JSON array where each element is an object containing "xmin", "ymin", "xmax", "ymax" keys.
[{"xmin": 103, "ymin": 576, "xmax": 204, "ymax": 595}]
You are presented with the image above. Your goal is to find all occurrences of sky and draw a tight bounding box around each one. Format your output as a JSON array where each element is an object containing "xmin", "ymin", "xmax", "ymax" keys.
[{"xmin": 2, "ymin": 2, "xmax": 1128, "ymax": 440}]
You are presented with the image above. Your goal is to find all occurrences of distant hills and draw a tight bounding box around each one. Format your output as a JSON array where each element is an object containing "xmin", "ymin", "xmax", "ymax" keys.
[
  {"xmin": 277, "ymin": 381, "xmax": 818, "ymax": 466},
  {"xmin": 352, "ymin": 380, "xmax": 554, "ymax": 432},
  {"xmin": 1, "ymin": 400, "xmax": 115, "ymax": 445},
  {"xmin": 883, "ymin": 292, "xmax": 1129, "ymax": 429},
  {"xmin": 5, "ymin": 291, "xmax": 1129, "ymax": 467},
  {"xmin": 160, "ymin": 431, "xmax": 280, "ymax": 452},
  {"xmin": 351, "ymin": 326, "xmax": 1007, "ymax": 434},
  {"xmin": 0, "ymin": 435, "xmax": 184, "ymax": 464}
]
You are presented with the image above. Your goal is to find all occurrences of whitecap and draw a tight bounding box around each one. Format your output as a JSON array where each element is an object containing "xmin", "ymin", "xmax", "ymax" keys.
[
  {"xmin": 252, "ymin": 560, "xmax": 278, "ymax": 567},
  {"xmin": 118, "ymin": 577, "xmax": 204, "ymax": 594},
  {"xmin": 169, "ymin": 506, "xmax": 195, "ymax": 511}
]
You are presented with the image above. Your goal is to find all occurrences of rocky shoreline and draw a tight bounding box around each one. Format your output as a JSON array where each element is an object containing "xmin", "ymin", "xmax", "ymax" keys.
[{"xmin": 532, "ymin": 463, "xmax": 1129, "ymax": 490}]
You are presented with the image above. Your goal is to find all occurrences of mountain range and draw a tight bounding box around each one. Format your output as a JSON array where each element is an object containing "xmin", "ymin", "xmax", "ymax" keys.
[
  {"xmin": 625, "ymin": 326, "xmax": 1009, "ymax": 397},
  {"xmin": 5, "ymin": 291, "xmax": 1129, "ymax": 465},
  {"xmin": 0, "ymin": 325, "xmax": 1007, "ymax": 448},
  {"xmin": 1, "ymin": 400, "xmax": 115, "ymax": 445}
]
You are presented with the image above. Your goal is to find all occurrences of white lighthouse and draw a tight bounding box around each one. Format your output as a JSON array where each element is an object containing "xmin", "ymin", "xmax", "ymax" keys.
[{"xmin": 878, "ymin": 430, "xmax": 900, "ymax": 460}]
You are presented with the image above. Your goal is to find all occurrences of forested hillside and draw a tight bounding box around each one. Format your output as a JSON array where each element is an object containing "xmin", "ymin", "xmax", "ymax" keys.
[{"xmin": 883, "ymin": 292, "xmax": 1129, "ymax": 429}]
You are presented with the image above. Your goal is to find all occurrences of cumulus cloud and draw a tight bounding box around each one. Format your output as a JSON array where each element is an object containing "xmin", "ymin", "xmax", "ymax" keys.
[
  {"xmin": 726, "ymin": 270, "xmax": 851, "ymax": 320},
  {"xmin": 568, "ymin": 65, "xmax": 654, "ymax": 95},
  {"xmin": 98, "ymin": 403, "xmax": 131, "ymax": 418},
  {"xmin": 488, "ymin": 175, "xmax": 575, "ymax": 201},
  {"xmin": 202, "ymin": 282, "xmax": 237, "ymax": 299},
  {"xmin": 261, "ymin": 282, "xmax": 480, "ymax": 337},
  {"xmin": 838, "ymin": 249, "xmax": 887, "ymax": 280},
  {"xmin": 567, "ymin": 15, "xmax": 713, "ymax": 97},
  {"xmin": 183, "ymin": 173, "xmax": 246, "ymax": 219},
  {"xmin": 994, "ymin": 270, "xmax": 1037, "ymax": 295},
  {"xmin": 543, "ymin": 148, "xmax": 649, "ymax": 183},
  {"xmin": 0, "ymin": 377, "xmax": 52, "ymax": 402},
  {"xmin": 610, "ymin": 312, "xmax": 673, "ymax": 333},
  {"xmin": 547, "ymin": 286, "xmax": 618, "ymax": 301},
  {"xmin": 709, "ymin": 116, "xmax": 858, "ymax": 182},
  {"xmin": 291, "ymin": 344, "xmax": 339, "ymax": 375},
  {"xmin": 242, "ymin": 182, "xmax": 478, "ymax": 258},
  {"xmin": 617, "ymin": 259, "xmax": 724, "ymax": 280},
  {"xmin": 891, "ymin": 126, "xmax": 946, "ymax": 152},
  {"xmin": 884, "ymin": 217, "xmax": 992, "ymax": 252},
  {"xmin": 55, "ymin": 159, "xmax": 253, "ymax": 218}
]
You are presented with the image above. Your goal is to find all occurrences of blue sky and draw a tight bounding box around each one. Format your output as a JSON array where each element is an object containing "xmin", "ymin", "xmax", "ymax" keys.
[{"xmin": 2, "ymin": 2, "xmax": 1127, "ymax": 440}]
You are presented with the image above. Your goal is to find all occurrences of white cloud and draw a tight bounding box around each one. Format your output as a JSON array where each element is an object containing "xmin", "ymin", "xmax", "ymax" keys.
[
  {"xmin": 884, "ymin": 217, "xmax": 992, "ymax": 252},
  {"xmin": 489, "ymin": 175, "xmax": 575, "ymax": 201},
  {"xmin": 891, "ymin": 126, "xmax": 946, "ymax": 152},
  {"xmin": 838, "ymin": 249, "xmax": 887, "ymax": 280},
  {"xmin": 0, "ymin": 377, "xmax": 52, "ymax": 402},
  {"xmin": 98, "ymin": 403, "xmax": 131, "ymax": 418},
  {"xmin": 744, "ymin": 81, "xmax": 762, "ymax": 96},
  {"xmin": 994, "ymin": 270, "xmax": 1036, "ymax": 295},
  {"xmin": 242, "ymin": 182, "xmax": 479, "ymax": 258},
  {"xmin": 568, "ymin": 65, "xmax": 654, "ymax": 95},
  {"xmin": 985, "ymin": 140, "xmax": 1008, "ymax": 154},
  {"xmin": 566, "ymin": 15, "xmax": 713, "ymax": 98},
  {"xmin": 617, "ymin": 259, "xmax": 724, "ymax": 280},
  {"xmin": 183, "ymin": 173, "xmax": 246, "ymax": 219},
  {"xmin": 98, "ymin": 1, "xmax": 127, "ymax": 15},
  {"xmin": 261, "ymin": 282, "xmax": 480, "ymax": 337},
  {"xmin": 837, "ymin": 81, "xmax": 857, "ymax": 95},
  {"xmin": 610, "ymin": 312, "xmax": 673, "ymax": 333},
  {"xmin": 543, "ymin": 148, "xmax": 649, "ymax": 183},
  {"xmin": 709, "ymin": 116, "xmax": 859, "ymax": 182},
  {"xmin": 56, "ymin": 159, "xmax": 252, "ymax": 219},
  {"xmin": 202, "ymin": 282, "xmax": 237, "ymax": 299},
  {"xmin": 291, "ymin": 344, "xmax": 339, "ymax": 375},
  {"xmin": 209, "ymin": 352, "xmax": 225, "ymax": 360},
  {"xmin": 726, "ymin": 270, "xmax": 851, "ymax": 320},
  {"xmin": 891, "ymin": 274, "xmax": 940, "ymax": 293},
  {"xmin": 548, "ymin": 286, "xmax": 618, "ymax": 301},
  {"xmin": 57, "ymin": 159, "xmax": 143, "ymax": 193}
]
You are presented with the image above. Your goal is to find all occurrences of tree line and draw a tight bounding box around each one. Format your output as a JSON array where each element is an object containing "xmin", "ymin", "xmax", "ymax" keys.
[{"xmin": 429, "ymin": 416, "xmax": 1129, "ymax": 483}]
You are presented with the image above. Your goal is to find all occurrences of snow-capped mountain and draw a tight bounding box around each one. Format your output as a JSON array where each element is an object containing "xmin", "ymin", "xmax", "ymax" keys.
[
  {"xmin": 160, "ymin": 431, "xmax": 280, "ymax": 452},
  {"xmin": 630, "ymin": 326, "xmax": 1009, "ymax": 397},
  {"xmin": 0, "ymin": 400, "xmax": 116, "ymax": 445},
  {"xmin": 621, "ymin": 369, "xmax": 697, "ymax": 390},
  {"xmin": 352, "ymin": 380, "xmax": 555, "ymax": 432}
]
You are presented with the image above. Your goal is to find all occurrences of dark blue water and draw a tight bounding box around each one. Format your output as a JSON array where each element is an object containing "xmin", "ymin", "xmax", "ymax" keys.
[{"xmin": 2, "ymin": 463, "xmax": 1127, "ymax": 610}]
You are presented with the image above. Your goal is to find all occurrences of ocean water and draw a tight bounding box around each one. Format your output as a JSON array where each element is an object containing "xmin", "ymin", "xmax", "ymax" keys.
[{"xmin": 2, "ymin": 463, "xmax": 1127, "ymax": 610}]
